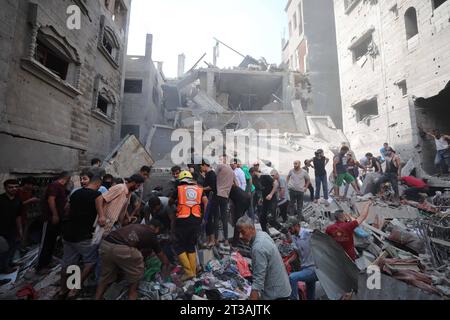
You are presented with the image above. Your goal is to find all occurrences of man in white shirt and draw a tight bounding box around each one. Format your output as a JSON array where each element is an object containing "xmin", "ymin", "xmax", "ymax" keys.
[
  {"xmin": 231, "ymin": 159, "xmax": 247, "ymax": 191},
  {"xmin": 426, "ymin": 130, "xmax": 450, "ymax": 177}
]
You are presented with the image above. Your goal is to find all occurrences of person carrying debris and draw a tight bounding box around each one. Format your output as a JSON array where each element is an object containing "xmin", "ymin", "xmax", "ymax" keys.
[
  {"xmin": 95, "ymin": 222, "xmax": 171, "ymax": 300},
  {"xmin": 325, "ymin": 201, "xmax": 373, "ymax": 261},
  {"xmin": 284, "ymin": 217, "xmax": 318, "ymax": 300},
  {"xmin": 170, "ymin": 171, "xmax": 207, "ymax": 281},
  {"xmin": 374, "ymin": 147, "xmax": 401, "ymax": 202}
]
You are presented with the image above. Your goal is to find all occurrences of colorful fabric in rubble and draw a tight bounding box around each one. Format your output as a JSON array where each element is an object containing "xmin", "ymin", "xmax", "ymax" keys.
[
  {"xmin": 143, "ymin": 256, "xmax": 162, "ymax": 282},
  {"xmin": 231, "ymin": 251, "xmax": 251, "ymax": 278}
]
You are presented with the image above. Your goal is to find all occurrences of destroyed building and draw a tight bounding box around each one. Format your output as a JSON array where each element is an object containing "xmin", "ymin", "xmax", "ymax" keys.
[
  {"xmin": 120, "ymin": 34, "xmax": 165, "ymax": 145},
  {"xmin": 0, "ymin": 0, "xmax": 132, "ymax": 185},
  {"xmin": 282, "ymin": 0, "xmax": 343, "ymax": 129},
  {"xmin": 144, "ymin": 58, "xmax": 348, "ymax": 178},
  {"xmin": 333, "ymin": 0, "xmax": 450, "ymax": 182}
]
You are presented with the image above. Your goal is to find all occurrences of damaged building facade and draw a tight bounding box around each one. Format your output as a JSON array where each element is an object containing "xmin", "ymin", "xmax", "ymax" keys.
[
  {"xmin": 0, "ymin": 0, "xmax": 131, "ymax": 181},
  {"xmin": 333, "ymin": 0, "xmax": 450, "ymax": 179},
  {"xmin": 120, "ymin": 34, "xmax": 165, "ymax": 145},
  {"xmin": 282, "ymin": 0, "xmax": 343, "ymax": 129},
  {"xmin": 146, "ymin": 60, "xmax": 348, "ymax": 176}
]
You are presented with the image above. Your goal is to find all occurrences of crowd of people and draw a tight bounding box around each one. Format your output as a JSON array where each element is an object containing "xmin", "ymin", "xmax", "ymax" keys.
[{"xmin": 0, "ymin": 131, "xmax": 449, "ymax": 299}]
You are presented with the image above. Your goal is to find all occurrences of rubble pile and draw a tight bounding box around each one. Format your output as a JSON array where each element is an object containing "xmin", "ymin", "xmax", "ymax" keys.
[
  {"xmin": 2, "ymin": 192, "xmax": 450, "ymax": 301},
  {"xmin": 299, "ymin": 195, "xmax": 450, "ymax": 300}
]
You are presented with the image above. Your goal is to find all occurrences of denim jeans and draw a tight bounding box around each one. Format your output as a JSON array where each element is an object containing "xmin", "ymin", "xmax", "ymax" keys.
[
  {"xmin": 289, "ymin": 266, "xmax": 318, "ymax": 300},
  {"xmin": 315, "ymin": 175, "xmax": 329, "ymax": 200}
]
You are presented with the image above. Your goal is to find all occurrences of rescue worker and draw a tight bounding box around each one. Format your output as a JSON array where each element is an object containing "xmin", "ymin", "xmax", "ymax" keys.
[{"xmin": 169, "ymin": 171, "xmax": 207, "ymax": 281}]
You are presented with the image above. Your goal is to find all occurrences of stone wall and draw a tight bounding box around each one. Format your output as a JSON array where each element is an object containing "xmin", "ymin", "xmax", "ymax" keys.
[
  {"xmin": 334, "ymin": 0, "xmax": 450, "ymax": 173},
  {"xmin": 0, "ymin": 0, "xmax": 131, "ymax": 176}
]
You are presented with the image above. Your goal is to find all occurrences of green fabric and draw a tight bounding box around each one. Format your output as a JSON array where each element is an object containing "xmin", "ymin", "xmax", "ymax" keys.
[
  {"xmin": 143, "ymin": 256, "xmax": 162, "ymax": 281},
  {"xmin": 242, "ymin": 165, "xmax": 255, "ymax": 192},
  {"xmin": 335, "ymin": 172, "xmax": 355, "ymax": 187}
]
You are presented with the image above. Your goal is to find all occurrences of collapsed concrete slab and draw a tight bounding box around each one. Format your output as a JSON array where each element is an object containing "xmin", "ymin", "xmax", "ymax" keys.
[
  {"xmin": 311, "ymin": 230, "xmax": 359, "ymax": 300},
  {"xmin": 103, "ymin": 134, "xmax": 154, "ymax": 178}
]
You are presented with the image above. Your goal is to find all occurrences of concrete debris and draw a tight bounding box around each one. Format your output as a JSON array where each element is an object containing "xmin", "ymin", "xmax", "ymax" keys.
[
  {"xmin": 299, "ymin": 193, "xmax": 450, "ymax": 299},
  {"xmin": 103, "ymin": 134, "xmax": 154, "ymax": 178},
  {"xmin": 311, "ymin": 230, "xmax": 359, "ymax": 300}
]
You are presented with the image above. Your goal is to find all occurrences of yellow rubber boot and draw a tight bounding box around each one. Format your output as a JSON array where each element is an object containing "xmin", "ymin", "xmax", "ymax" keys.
[
  {"xmin": 188, "ymin": 253, "xmax": 197, "ymax": 278},
  {"xmin": 178, "ymin": 253, "xmax": 194, "ymax": 281}
]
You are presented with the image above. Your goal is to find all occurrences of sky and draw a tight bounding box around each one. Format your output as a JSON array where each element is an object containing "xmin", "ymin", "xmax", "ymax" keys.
[{"xmin": 127, "ymin": 0, "xmax": 287, "ymax": 78}]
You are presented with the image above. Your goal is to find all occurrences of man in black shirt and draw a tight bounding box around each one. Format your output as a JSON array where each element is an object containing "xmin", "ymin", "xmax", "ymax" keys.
[
  {"xmin": 259, "ymin": 173, "xmax": 280, "ymax": 233},
  {"xmin": 0, "ymin": 179, "xmax": 23, "ymax": 274},
  {"xmin": 311, "ymin": 149, "xmax": 330, "ymax": 202},
  {"xmin": 59, "ymin": 176, "xmax": 103, "ymax": 298},
  {"xmin": 200, "ymin": 159, "xmax": 219, "ymax": 248},
  {"xmin": 250, "ymin": 166, "xmax": 263, "ymax": 217},
  {"xmin": 95, "ymin": 223, "xmax": 171, "ymax": 300},
  {"xmin": 229, "ymin": 185, "xmax": 251, "ymax": 246}
]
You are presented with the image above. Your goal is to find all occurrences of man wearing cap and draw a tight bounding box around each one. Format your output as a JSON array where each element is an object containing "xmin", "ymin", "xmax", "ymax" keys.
[
  {"xmin": 284, "ymin": 217, "xmax": 318, "ymax": 300},
  {"xmin": 325, "ymin": 201, "xmax": 372, "ymax": 261},
  {"xmin": 170, "ymin": 171, "xmax": 208, "ymax": 281}
]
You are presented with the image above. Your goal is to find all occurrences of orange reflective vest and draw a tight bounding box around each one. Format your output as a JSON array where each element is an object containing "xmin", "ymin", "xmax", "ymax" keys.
[{"xmin": 176, "ymin": 184, "xmax": 203, "ymax": 219}]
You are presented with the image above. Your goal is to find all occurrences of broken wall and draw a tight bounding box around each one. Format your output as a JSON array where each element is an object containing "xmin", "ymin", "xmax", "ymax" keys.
[
  {"xmin": 282, "ymin": 0, "xmax": 343, "ymax": 128},
  {"xmin": 334, "ymin": 0, "xmax": 450, "ymax": 168},
  {"xmin": 121, "ymin": 34, "xmax": 164, "ymax": 145}
]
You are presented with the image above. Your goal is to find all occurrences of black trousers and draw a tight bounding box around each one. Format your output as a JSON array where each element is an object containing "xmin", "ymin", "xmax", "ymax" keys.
[
  {"xmin": 205, "ymin": 196, "xmax": 219, "ymax": 237},
  {"xmin": 260, "ymin": 197, "xmax": 281, "ymax": 233},
  {"xmin": 279, "ymin": 201, "xmax": 289, "ymax": 222},
  {"xmin": 307, "ymin": 185, "xmax": 314, "ymax": 201},
  {"xmin": 231, "ymin": 200, "xmax": 250, "ymax": 245},
  {"xmin": 404, "ymin": 187, "xmax": 427, "ymax": 202},
  {"xmin": 289, "ymin": 190, "xmax": 305, "ymax": 219},
  {"xmin": 37, "ymin": 221, "xmax": 61, "ymax": 270},
  {"xmin": 215, "ymin": 196, "xmax": 229, "ymax": 241},
  {"xmin": 174, "ymin": 221, "xmax": 200, "ymax": 255}
]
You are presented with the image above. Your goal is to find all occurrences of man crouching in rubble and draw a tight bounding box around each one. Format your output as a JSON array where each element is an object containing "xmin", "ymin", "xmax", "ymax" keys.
[
  {"xmin": 284, "ymin": 217, "xmax": 319, "ymax": 300},
  {"xmin": 95, "ymin": 221, "xmax": 171, "ymax": 300},
  {"xmin": 326, "ymin": 201, "xmax": 373, "ymax": 261},
  {"xmin": 237, "ymin": 216, "xmax": 292, "ymax": 300}
]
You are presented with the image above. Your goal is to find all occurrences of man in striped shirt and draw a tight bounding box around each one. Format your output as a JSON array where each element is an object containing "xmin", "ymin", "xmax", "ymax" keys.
[{"xmin": 95, "ymin": 175, "xmax": 145, "ymax": 235}]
